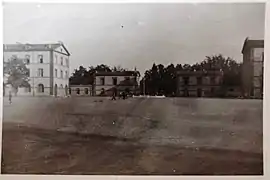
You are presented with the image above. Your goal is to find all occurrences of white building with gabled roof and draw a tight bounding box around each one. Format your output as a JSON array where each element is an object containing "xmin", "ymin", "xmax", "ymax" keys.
[{"xmin": 3, "ymin": 42, "xmax": 71, "ymax": 97}]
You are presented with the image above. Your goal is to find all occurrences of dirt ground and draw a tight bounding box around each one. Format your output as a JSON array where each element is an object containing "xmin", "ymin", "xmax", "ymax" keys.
[
  {"xmin": 1, "ymin": 124, "xmax": 263, "ymax": 175},
  {"xmin": 1, "ymin": 97, "xmax": 264, "ymax": 175}
]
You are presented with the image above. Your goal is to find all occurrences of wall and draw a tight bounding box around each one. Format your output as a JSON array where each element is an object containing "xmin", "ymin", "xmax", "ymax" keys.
[
  {"xmin": 242, "ymin": 47, "xmax": 264, "ymax": 98},
  {"xmin": 177, "ymin": 75, "xmax": 222, "ymax": 97},
  {"xmin": 53, "ymin": 51, "xmax": 69, "ymax": 94}
]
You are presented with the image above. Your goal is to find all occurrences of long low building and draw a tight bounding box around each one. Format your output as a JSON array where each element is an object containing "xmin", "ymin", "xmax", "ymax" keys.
[
  {"xmin": 176, "ymin": 70, "xmax": 223, "ymax": 97},
  {"xmin": 94, "ymin": 71, "xmax": 139, "ymax": 96}
]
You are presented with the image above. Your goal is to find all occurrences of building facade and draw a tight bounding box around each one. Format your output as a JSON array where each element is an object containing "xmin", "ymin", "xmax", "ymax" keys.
[
  {"xmin": 176, "ymin": 71, "xmax": 223, "ymax": 97},
  {"xmin": 94, "ymin": 71, "xmax": 139, "ymax": 96},
  {"xmin": 241, "ymin": 38, "xmax": 264, "ymax": 99},
  {"xmin": 3, "ymin": 43, "xmax": 70, "ymax": 97}
]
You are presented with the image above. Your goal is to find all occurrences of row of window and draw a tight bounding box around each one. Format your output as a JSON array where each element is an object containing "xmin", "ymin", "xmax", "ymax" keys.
[
  {"xmin": 182, "ymin": 77, "xmax": 216, "ymax": 85},
  {"xmin": 75, "ymin": 88, "xmax": 89, "ymax": 95},
  {"xmin": 35, "ymin": 68, "xmax": 68, "ymax": 78},
  {"xmin": 55, "ymin": 55, "xmax": 69, "ymax": 66},
  {"xmin": 23, "ymin": 54, "xmax": 43, "ymax": 64},
  {"xmin": 11, "ymin": 54, "xmax": 69, "ymax": 66},
  {"xmin": 181, "ymin": 87, "xmax": 216, "ymax": 97},
  {"xmin": 55, "ymin": 69, "xmax": 68, "ymax": 79},
  {"xmin": 27, "ymin": 84, "xmax": 68, "ymax": 93},
  {"xmin": 99, "ymin": 77, "xmax": 131, "ymax": 85}
]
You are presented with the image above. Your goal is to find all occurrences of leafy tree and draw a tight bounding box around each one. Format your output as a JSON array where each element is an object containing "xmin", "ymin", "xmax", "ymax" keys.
[
  {"xmin": 112, "ymin": 65, "xmax": 127, "ymax": 72},
  {"xmin": 3, "ymin": 57, "xmax": 30, "ymax": 95},
  {"xmin": 95, "ymin": 64, "xmax": 112, "ymax": 72},
  {"xmin": 201, "ymin": 54, "xmax": 242, "ymax": 87}
]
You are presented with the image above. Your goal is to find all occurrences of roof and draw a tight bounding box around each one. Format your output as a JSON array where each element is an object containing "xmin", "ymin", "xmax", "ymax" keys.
[
  {"xmin": 70, "ymin": 84, "xmax": 92, "ymax": 87},
  {"xmin": 3, "ymin": 43, "xmax": 71, "ymax": 56},
  {"xmin": 95, "ymin": 71, "xmax": 138, "ymax": 76},
  {"xmin": 177, "ymin": 70, "xmax": 223, "ymax": 76},
  {"xmin": 241, "ymin": 38, "xmax": 264, "ymax": 54}
]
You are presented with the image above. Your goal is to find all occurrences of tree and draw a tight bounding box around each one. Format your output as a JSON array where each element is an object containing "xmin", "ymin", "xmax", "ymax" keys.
[
  {"xmin": 201, "ymin": 54, "xmax": 242, "ymax": 87},
  {"xmin": 112, "ymin": 65, "xmax": 127, "ymax": 72},
  {"xmin": 3, "ymin": 56, "xmax": 30, "ymax": 95},
  {"xmin": 95, "ymin": 64, "xmax": 112, "ymax": 72},
  {"xmin": 69, "ymin": 66, "xmax": 88, "ymax": 85}
]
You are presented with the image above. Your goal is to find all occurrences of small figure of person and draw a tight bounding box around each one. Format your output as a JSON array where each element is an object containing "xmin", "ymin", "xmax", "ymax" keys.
[
  {"xmin": 111, "ymin": 88, "xmax": 117, "ymax": 101},
  {"xmin": 112, "ymin": 92, "xmax": 116, "ymax": 100},
  {"xmin": 8, "ymin": 91, "xmax": 12, "ymax": 104},
  {"xmin": 123, "ymin": 91, "xmax": 127, "ymax": 100}
]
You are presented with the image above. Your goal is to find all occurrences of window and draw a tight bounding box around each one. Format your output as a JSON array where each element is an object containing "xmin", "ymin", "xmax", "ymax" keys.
[
  {"xmin": 38, "ymin": 84, "xmax": 44, "ymax": 93},
  {"xmin": 60, "ymin": 84, "xmax": 63, "ymax": 89},
  {"xmin": 113, "ymin": 77, "xmax": 117, "ymax": 85},
  {"xmin": 183, "ymin": 77, "xmax": 189, "ymax": 85},
  {"xmin": 100, "ymin": 77, "xmax": 105, "ymax": 85},
  {"xmin": 210, "ymin": 88, "xmax": 215, "ymax": 95},
  {"xmin": 210, "ymin": 77, "xmax": 216, "ymax": 85},
  {"xmin": 38, "ymin": 55, "xmax": 43, "ymax": 63},
  {"xmin": 65, "ymin": 71, "xmax": 68, "ymax": 78},
  {"xmin": 85, "ymin": 88, "xmax": 89, "ymax": 94},
  {"xmin": 197, "ymin": 77, "xmax": 202, "ymax": 85},
  {"xmin": 55, "ymin": 69, "xmax": 58, "ymax": 78},
  {"xmin": 66, "ymin": 58, "xmax": 69, "ymax": 67},
  {"xmin": 76, "ymin": 88, "xmax": 80, "ymax": 94},
  {"xmin": 61, "ymin": 57, "xmax": 63, "ymax": 65},
  {"xmin": 60, "ymin": 70, "xmax": 63, "ymax": 78},
  {"xmin": 25, "ymin": 55, "xmax": 30, "ymax": 64},
  {"xmin": 38, "ymin": 68, "xmax": 44, "ymax": 77},
  {"xmin": 55, "ymin": 55, "xmax": 58, "ymax": 64}
]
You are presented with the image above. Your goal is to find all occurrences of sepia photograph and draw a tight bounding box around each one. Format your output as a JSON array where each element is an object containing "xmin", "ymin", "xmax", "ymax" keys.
[{"xmin": 1, "ymin": 2, "xmax": 265, "ymax": 175}]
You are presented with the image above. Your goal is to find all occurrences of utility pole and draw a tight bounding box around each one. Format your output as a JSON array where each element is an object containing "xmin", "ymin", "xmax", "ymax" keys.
[{"xmin": 143, "ymin": 77, "xmax": 146, "ymax": 95}]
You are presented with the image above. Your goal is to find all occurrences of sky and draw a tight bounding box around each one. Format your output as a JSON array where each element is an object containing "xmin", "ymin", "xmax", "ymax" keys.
[{"xmin": 3, "ymin": 3, "xmax": 265, "ymax": 74}]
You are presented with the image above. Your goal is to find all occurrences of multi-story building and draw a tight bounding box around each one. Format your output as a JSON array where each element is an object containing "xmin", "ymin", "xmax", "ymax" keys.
[
  {"xmin": 3, "ymin": 43, "xmax": 70, "ymax": 97},
  {"xmin": 94, "ymin": 71, "xmax": 139, "ymax": 96},
  {"xmin": 241, "ymin": 38, "xmax": 264, "ymax": 99},
  {"xmin": 176, "ymin": 70, "xmax": 223, "ymax": 97}
]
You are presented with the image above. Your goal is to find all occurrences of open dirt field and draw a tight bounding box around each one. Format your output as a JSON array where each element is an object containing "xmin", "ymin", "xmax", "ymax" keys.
[{"xmin": 1, "ymin": 97, "xmax": 263, "ymax": 175}]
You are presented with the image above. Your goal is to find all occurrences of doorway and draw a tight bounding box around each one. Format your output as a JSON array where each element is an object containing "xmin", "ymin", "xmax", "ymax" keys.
[
  {"xmin": 197, "ymin": 88, "xmax": 202, "ymax": 97},
  {"xmin": 54, "ymin": 84, "xmax": 58, "ymax": 97}
]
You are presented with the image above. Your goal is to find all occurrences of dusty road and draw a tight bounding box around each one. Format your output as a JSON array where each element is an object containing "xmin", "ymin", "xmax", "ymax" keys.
[{"xmin": 1, "ymin": 97, "xmax": 263, "ymax": 175}]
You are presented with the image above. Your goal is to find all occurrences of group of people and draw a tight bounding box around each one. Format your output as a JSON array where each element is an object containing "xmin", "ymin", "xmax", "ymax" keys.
[{"xmin": 111, "ymin": 88, "xmax": 129, "ymax": 100}]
